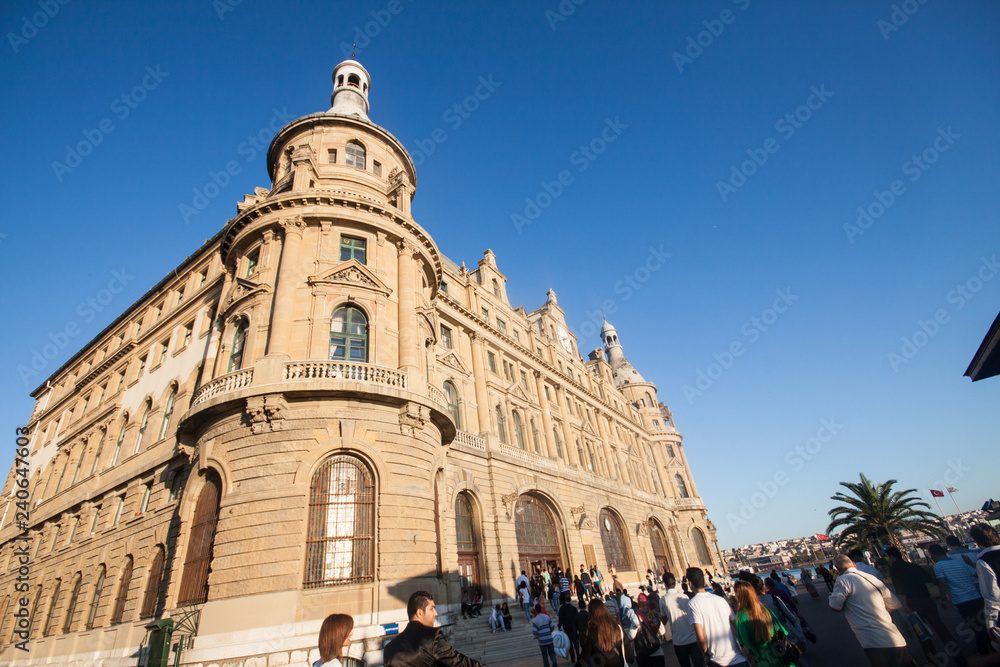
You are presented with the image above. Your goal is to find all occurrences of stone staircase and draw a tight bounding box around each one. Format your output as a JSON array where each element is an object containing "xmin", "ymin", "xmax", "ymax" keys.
[{"xmin": 444, "ymin": 612, "xmax": 544, "ymax": 664}]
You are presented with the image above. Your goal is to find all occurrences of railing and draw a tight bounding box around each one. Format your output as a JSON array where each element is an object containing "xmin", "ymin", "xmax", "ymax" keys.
[
  {"xmin": 426, "ymin": 384, "xmax": 447, "ymax": 405},
  {"xmin": 497, "ymin": 444, "xmax": 558, "ymax": 471},
  {"xmin": 283, "ymin": 361, "xmax": 407, "ymax": 389},
  {"xmin": 454, "ymin": 430, "xmax": 486, "ymax": 451},
  {"xmin": 191, "ymin": 369, "xmax": 254, "ymax": 406}
]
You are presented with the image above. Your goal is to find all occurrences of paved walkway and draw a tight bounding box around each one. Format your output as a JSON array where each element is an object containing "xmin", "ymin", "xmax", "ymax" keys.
[{"xmin": 485, "ymin": 585, "xmax": 980, "ymax": 667}]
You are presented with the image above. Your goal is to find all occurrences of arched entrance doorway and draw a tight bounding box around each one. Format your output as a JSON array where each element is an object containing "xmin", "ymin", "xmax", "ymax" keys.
[
  {"xmin": 514, "ymin": 494, "xmax": 563, "ymax": 576},
  {"xmin": 455, "ymin": 493, "xmax": 480, "ymax": 591},
  {"xmin": 649, "ymin": 520, "xmax": 672, "ymax": 574}
]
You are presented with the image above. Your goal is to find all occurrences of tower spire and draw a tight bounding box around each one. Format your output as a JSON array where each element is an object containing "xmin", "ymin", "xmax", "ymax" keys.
[{"xmin": 601, "ymin": 320, "xmax": 646, "ymax": 387}]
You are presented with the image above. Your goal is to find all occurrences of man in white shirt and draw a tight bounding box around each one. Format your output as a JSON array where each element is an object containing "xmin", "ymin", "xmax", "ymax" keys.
[
  {"xmin": 829, "ymin": 554, "xmax": 914, "ymax": 667},
  {"xmin": 970, "ymin": 523, "xmax": 1000, "ymax": 652},
  {"xmin": 687, "ymin": 567, "xmax": 747, "ymax": 667},
  {"xmin": 659, "ymin": 572, "xmax": 705, "ymax": 667}
]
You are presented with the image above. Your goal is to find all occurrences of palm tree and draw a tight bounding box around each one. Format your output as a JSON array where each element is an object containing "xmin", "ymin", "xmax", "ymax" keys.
[{"xmin": 827, "ymin": 473, "xmax": 946, "ymax": 554}]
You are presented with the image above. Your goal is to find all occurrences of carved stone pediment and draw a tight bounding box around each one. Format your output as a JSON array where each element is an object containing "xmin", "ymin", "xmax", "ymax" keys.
[
  {"xmin": 437, "ymin": 351, "xmax": 472, "ymax": 376},
  {"xmin": 224, "ymin": 277, "xmax": 270, "ymax": 311},
  {"xmin": 581, "ymin": 420, "xmax": 597, "ymax": 436},
  {"xmin": 308, "ymin": 259, "xmax": 391, "ymax": 297},
  {"xmin": 508, "ymin": 382, "xmax": 531, "ymax": 403}
]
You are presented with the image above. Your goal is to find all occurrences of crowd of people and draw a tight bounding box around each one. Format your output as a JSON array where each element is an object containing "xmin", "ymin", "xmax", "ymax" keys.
[{"xmin": 309, "ymin": 521, "xmax": 1000, "ymax": 667}]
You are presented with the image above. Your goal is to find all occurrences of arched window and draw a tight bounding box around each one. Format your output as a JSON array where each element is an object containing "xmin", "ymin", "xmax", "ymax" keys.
[
  {"xmin": 455, "ymin": 494, "xmax": 479, "ymax": 590},
  {"xmin": 86, "ymin": 566, "xmax": 106, "ymax": 630},
  {"xmin": 63, "ymin": 573, "xmax": 82, "ymax": 634},
  {"xmin": 599, "ymin": 509, "xmax": 633, "ymax": 571},
  {"xmin": 330, "ymin": 306, "xmax": 368, "ymax": 362},
  {"xmin": 345, "ymin": 140, "xmax": 366, "ymax": 169},
  {"xmin": 42, "ymin": 579, "xmax": 61, "ymax": 637},
  {"xmin": 337, "ymin": 74, "xmax": 344, "ymax": 86},
  {"xmin": 530, "ymin": 419, "xmax": 540, "ymax": 453},
  {"xmin": 443, "ymin": 381, "xmax": 461, "ymax": 428},
  {"xmin": 347, "ymin": 73, "xmax": 360, "ymax": 88},
  {"xmin": 140, "ymin": 546, "xmax": 165, "ymax": 619},
  {"xmin": 305, "ymin": 455, "xmax": 375, "ymax": 587},
  {"xmin": 693, "ymin": 528, "xmax": 713, "ymax": 566},
  {"xmin": 553, "ymin": 428, "xmax": 563, "ymax": 458},
  {"xmin": 158, "ymin": 385, "xmax": 177, "ymax": 440},
  {"xmin": 110, "ymin": 416, "xmax": 128, "ymax": 467},
  {"xmin": 134, "ymin": 400, "xmax": 151, "ymax": 455},
  {"xmin": 88, "ymin": 430, "xmax": 106, "ymax": 477},
  {"xmin": 675, "ymin": 474, "xmax": 690, "ymax": 499},
  {"xmin": 110, "ymin": 556, "xmax": 133, "ymax": 624},
  {"xmin": 228, "ymin": 320, "xmax": 248, "ymax": 372},
  {"xmin": 492, "ymin": 279, "xmax": 500, "ymax": 297},
  {"xmin": 495, "ymin": 406, "xmax": 507, "ymax": 443},
  {"xmin": 514, "ymin": 495, "xmax": 562, "ymax": 569},
  {"xmin": 512, "ymin": 411, "xmax": 525, "ymax": 449},
  {"xmin": 585, "ymin": 441, "xmax": 597, "ymax": 472},
  {"xmin": 649, "ymin": 522, "xmax": 671, "ymax": 574},
  {"xmin": 645, "ymin": 392, "xmax": 654, "ymax": 407},
  {"xmin": 177, "ymin": 471, "xmax": 222, "ymax": 605}
]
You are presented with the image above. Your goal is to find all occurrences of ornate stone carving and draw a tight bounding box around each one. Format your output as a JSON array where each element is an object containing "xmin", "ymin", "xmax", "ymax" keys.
[
  {"xmin": 224, "ymin": 277, "xmax": 270, "ymax": 309},
  {"xmin": 636, "ymin": 521, "xmax": 649, "ymax": 536},
  {"xmin": 246, "ymin": 394, "xmax": 288, "ymax": 434},
  {"xmin": 398, "ymin": 403, "xmax": 426, "ymax": 436},
  {"xmin": 581, "ymin": 517, "xmax": 596, "ymax": 530},
  {"xmin": 280, "ymin": 214, "xmax": 306, "ymax": 236},
  {"xmin": 307, "ymin": 260, "xmax": 392, "ymax": 297}
]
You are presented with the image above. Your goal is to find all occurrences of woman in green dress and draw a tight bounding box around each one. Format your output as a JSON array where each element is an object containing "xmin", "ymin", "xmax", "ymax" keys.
[{"xmin": 732, "ymin": 581, "xmax": 798, "ymax": 667}]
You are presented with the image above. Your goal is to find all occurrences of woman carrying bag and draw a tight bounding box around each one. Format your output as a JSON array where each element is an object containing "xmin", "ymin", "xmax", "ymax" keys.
[
  {"xmin": 576, "ymin": 598, "xmax": 635, "ymax": 667},
  {"xmin": 732, "ymin": 582, "xmax": 802, "ymax": 667}
]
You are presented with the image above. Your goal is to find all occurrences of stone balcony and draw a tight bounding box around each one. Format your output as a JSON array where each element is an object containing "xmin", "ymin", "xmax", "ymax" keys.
[{"xmin": 181, "ymin": 358, "xmax": 455, "ymax": 442}]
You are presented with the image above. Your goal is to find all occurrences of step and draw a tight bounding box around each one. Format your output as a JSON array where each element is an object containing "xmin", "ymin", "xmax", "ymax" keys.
[{"xmin": 445, "ymin": 617, "xmax": 545, "ymax": 663}]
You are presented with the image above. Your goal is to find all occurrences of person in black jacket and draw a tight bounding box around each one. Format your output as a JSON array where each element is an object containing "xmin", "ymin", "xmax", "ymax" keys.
[
  {"xmin": 558, "ymin": 597, "xmax": 580, "ymax": 663},
  {"xmin": 384, "ymin": 591, "xmax": 487, "ymax": 667}
]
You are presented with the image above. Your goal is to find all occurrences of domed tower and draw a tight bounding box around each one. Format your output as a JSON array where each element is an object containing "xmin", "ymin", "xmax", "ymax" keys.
[
  {"xmin": 601, "ymin": 320, "xmax": 660, "ymax": 410},
  {"xmin": 330, "ymin": 59, "xmax": 372, "ymax": 118}
]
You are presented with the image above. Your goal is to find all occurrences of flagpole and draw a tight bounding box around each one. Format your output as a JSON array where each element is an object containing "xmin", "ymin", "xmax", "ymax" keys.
[
  {"xmin": 930, "ymin": 490, "xmax": 946, "ymax": 517},
  {"xmin": 947, "ymin": 490, "xmax": 961, "ymax": 514}
]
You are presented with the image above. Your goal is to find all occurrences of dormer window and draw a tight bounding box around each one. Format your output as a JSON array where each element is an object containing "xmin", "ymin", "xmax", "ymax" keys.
[{"xmin": 346, "ymin": 141, "xmax": 366, "ymax": 169}]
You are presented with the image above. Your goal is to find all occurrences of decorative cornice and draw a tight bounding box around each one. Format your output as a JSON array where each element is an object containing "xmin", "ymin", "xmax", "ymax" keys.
[{"xmin": 74, "ymin": 340, "xmax": 137, "ymax": 391}]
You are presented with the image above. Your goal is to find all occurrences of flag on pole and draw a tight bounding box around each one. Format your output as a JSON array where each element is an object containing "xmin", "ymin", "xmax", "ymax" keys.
[
  {"xmin": 946, "ymin": 487, "xmax": 958, "ymax": 493},
  {"xmin": 930, "ymin": 489, "xmax": 945, "ymax": 498},
  {"xmin": 815, "ymin": 533, "xmax": 830, "ymax": 541}
]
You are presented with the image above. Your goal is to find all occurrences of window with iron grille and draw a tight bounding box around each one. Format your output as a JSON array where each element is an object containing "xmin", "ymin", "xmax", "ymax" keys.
[
  {"xmin": 177, "ymin": 471, "xmax": 222, "ymax": 605},
  {"xmin": 514, "ymin": 496, "xmax": 560, "ymax": 554},
  {"xmin": 693, "ymin": 528, "xmax": 713, "ymax": 566},
  {"xmin": 305, "ymin": 456, "xmax": 375, "ymax": 588},
  {"xmin": 599, "ymin": 509, "xmax": 633, "ymax": 571}
]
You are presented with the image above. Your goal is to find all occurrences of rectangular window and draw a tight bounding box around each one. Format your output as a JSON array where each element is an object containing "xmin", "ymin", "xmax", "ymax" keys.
[
  {"xmin": 567, "ymin": 398, "xmax": 573, "ymax": 415},
  {"xmin": 97, "ymin": 384, "xmax": 106, "ymax": 405},
  {"xmin": 440, "ymin": 282, "xmax": 449, "ymax": 294},
  {"xmin": 199, "ymin": 270, "xmax": 207, "ymax": 287},
  {"xmin": 158, "ymin": 340, "xmax": 169, "ymax": 365},
  {"xmin": 568, "ymin": 367, "xmax": 574, "ymax": 380},
  {"xmin": 481, "ymin": 307, "xmax": 489, "ymax": 320},
  {"xmin": 340, "ymin": 236, "xmax": 367, "ymax": 264},
  {"xmin": 502, "ymin": 360, "xmax": 511, "ymax": 380},
  {"xmin": 111, "ymin": 497, "xmax": 124, "ymax": 527},
  {"xmin": 153, "ymin": 304, "xmax": 162, "ymax": 323},
  {"xmin": 666, "ymin": 445, "xmax": 675, "ymax": 458},
  {"xmin": 176, "ymin": 285, "xmax": 185, "ymax": 303},
  {"xmin": 513, "ymin": 329, "xmax": 520, "ymax": 342},
  {"xmin": 520, "ymin": 370, "xmax": 529, "ymax": 391},
  {"xmin": 487, "ymin": 352, "xmax": 497, "ymax": 374},
  {"xmin": 68, "ymin": 517, "xmax": 78, "ymax": 545},
  {"xmin": 139, "ymin": 484, "xmax": 151, "ymax": 513},
  {"xmin": 182, "ymin": 323, "xmax": 193, "ymax": 348},
  {"xmin": 50, "ymin": 526, "xmax": 60, "ymax": 552},
  {"xmin": 246, "ymin": 248, "xmax": 260, "ymax": 277},
  {"xmin": 90, "ymin": 507, "xmax": 101, "ymax": 534},
  {"xmin": 136, "ymin": 356, "xmax": 146, "ymax": 379},
  {"xmin": 440, "ymin": 325, "xmax": 453, "ymax": 349},
  {"xmin": 544, "ymin": 386, "xmax": 551, "ymax": 400},
  {"xmin": 328, "ymin": 148, "xmax": 337, "ymax": 164},
  {"xmin": 373, "ymin": 161, "xmax": 382, "ymax": 177},
  {"xmin": 496, "ymin": 318, "xmax": 506, "ymax": 333}
]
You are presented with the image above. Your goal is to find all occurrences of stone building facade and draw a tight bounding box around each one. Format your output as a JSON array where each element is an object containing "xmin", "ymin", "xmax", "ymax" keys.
[{"xmin": 0, "ymin": 59, "xmax": 721, "ymax": 667}]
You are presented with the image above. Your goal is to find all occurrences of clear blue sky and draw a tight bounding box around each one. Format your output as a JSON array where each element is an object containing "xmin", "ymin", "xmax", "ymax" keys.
[{"xmin": 1, "ymin": 0, "xmax": 997, "ymax": 550}]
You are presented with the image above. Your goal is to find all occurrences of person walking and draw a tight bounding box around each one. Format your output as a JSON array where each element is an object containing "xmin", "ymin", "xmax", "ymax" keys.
[
  {"xmin": 931, "ymin": 542, "xmax": 991, "ymax": 657},
  {"xmin": 313, "ymin": 614, "xmax": 354, "ymax": 667},
  {"xmin": 970, "ymin": 523, "xmax": 1000, "ymax": 653},
  {"xmin": 801, "ymin": 569, "xmax": 820, "ymax": 600},
  {"xmin": 560, "ymin": 570, "xmax": 572, "ymax": 604},
  {"xmin": 828, "ymin": 554, "xmax": 915, "ymax": 667},
  {"xmin": 578, "ymin": 598, "xmax": 634, "ymax": 667},
  {"xmin": 688, "ymin": 567, "xmax": 748, "ymax": 666},
  {"xmin": 532, "ymin": 602, "xmax": 559, "ymax": 667},
  {"xmin": 519, "ymin": 581, "xmax": 533, "ymax": 621},
  {"xmin": 885, "ymin": 546, "xmax": 960, "ymax": 661},
  {"xmin": 659, "ymin": 572, "xmax": 705, "ymax": 667},
  {"xmin": 732, "ymin": 581, "xmax": 799, "ymax": 667},
  {"xmin": 383, "ymin": 591, "xmax": 486, "ymax": 667},
  {"xmin": 817, "ymin": 565, "xmax": 834, "ymax": 592},
  {"xmin": 558, "ymin": 594, "xmax": 580, "ymax": 664},
  {"xmin": 850, "ymin": 549, "xmax": 885, "ymax": 581},
  {"xmin": 592, "ymin": 566, "xmax": 604, "ymax": 596}
]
